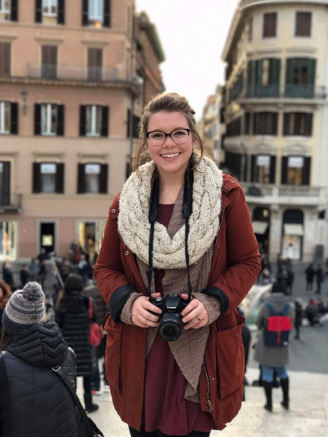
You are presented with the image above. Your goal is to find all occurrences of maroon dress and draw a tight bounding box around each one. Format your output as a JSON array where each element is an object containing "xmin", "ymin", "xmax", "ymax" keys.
[{"xmin": 143, "ymin": 204, "xmax": 215, "ymax": 435}]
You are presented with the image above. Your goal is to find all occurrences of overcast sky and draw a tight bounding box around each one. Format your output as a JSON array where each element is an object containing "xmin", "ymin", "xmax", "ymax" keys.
[{"xmin": 136, "ymin": 0, "xmax": 240, "ymax": 118}]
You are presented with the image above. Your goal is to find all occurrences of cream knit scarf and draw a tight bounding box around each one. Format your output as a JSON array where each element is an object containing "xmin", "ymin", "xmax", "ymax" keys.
[{"xmin": 118, "ymin": 155, "xmax": 223, "ymax": 269}]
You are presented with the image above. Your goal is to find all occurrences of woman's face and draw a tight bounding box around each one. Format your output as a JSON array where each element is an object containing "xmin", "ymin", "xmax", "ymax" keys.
[{"xmin": 146, "ymin": 111, "xmax": 194, "ymax": 180}]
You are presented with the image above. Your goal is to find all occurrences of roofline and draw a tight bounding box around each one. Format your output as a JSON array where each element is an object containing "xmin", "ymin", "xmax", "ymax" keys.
[{"xmin": 138, "ymin": 12, "xmax": 166, "ymax": 63}]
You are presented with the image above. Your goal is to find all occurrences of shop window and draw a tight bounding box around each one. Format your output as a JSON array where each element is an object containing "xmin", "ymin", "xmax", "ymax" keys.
[
  {"xmin": 33, "ymin": 162, "xmax": 64, "ymax": 193},
  {"xmin": 77, "ymin": 163, "xmax": 108, "ymax": 194},
  {"xmin": 263, "ymin": 12, "xmax": 277, "ymax": 38},
  {"xmin": 77, "ymin": 220, "xmax": 105, "ymax": 261},
  {"xmin": 295, "ymin": 12, "xmax": 311, "ymax": 37}
]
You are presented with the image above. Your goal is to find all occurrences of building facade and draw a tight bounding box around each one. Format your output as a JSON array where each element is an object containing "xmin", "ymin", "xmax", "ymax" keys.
[
  {"xmin": 221, "ymin": 0, "xmax": 328, "ymax": 262},
  {"xmin": 0, "ymin": 0, "xmax": 164, "ymax": 261}
]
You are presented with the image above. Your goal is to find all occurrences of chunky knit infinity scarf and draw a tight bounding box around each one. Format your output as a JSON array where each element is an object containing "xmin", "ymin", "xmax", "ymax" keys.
[{"xmin": 118, "ymin": 155, "xmax": 223, "ymax": 269}]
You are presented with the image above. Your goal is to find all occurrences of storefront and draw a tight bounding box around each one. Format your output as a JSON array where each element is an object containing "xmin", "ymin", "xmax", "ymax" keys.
[{"xmin": 0, "ymin": 220, "xmax": 17, "ymax": 260}]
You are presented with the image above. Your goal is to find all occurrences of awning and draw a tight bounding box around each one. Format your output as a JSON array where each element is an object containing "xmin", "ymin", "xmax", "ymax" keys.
[
  {"xmin": 284, "ymin": 224, "xmax": 303, "ymax": 236},
  {"xmin": 252, "ymin": 221, "xmax": 269, "ymax": 235}
]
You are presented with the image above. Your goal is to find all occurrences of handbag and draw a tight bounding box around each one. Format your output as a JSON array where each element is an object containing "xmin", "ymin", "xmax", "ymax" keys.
[
  {"xmin": 88, "ymin": 298, "xmax": 104, "ymax": 347},
  {"xmin": 52, "ymin": 366, "xmax": 104, "ymax": 437}
]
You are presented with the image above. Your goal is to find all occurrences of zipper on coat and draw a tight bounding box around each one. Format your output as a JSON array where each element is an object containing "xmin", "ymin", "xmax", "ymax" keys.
[{"xmin": 203, "ymin": 357, "xmax": 213, "ymax": 413}]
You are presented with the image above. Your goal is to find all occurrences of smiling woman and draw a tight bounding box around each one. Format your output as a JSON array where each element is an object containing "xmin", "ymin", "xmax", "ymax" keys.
[{"xmin": 94, "ymin": 91, "xmax": 261, "ymax": 437}]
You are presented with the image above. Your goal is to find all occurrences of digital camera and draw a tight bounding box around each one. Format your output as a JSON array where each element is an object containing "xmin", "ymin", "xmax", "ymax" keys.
[{"xmin": 150, "ymin": 294, "xmax": 189, "ymax": 342}]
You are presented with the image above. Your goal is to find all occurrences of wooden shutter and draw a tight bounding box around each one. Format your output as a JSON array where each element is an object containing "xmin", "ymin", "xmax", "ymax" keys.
[
  {"xmin": 305, "ymin": 113, "xmax": 313, "ymax": 136},
  {"xmin": 272, "ymin": 113, "xmax": 278, "ymax": 135},
  {"xmin": 302, "ymin": 157, "xmax": 311, "ymax": 185},
  {"xmin": 57, "ymin": 105, "xmax": 64, "ymax": 136},
  {"xmin": 270, "ymin": 156, "xmax": 276, "ymax": 183},
  {"xmin": 272, "ymin": 58, "xmax": 280, "ymax": 86},
  {"xmin": 251, "ymin": 155, "xmax": 256, "ymax": 182},
  {"xmin": 58, "ymin": 0, "xmax": 65, "ymax": 24},
  {"xmin": 33, "ymin": 163, "xmax": 41, "ymax": 193},
  {"xmin": 35, "ymin": 0, "xmax": 42, "ymax": 23},
  {"xmin": 88, "ymin": 48, "xmax": 102, "ymax": 80},
  {"xmin": 101, "ymin": 106, "xmax": 109, "ymax": 137},
  {"xmin": 263, "ymin": 13, "xmax": 277, "ymax": 37},
  {"xmin": 286, "ymin": 58, "xmax": 293, "ymax": 85},
  {"xmin": 104, "ymin": 0, "xmax": 111, "ymax": 27},
  {"xmin": 126, "ymin": 109, "xmax": 131, "ymax": 137},
  {"xmin": 307, "ymin": 58, "xmax": 316, "ymax": 85},
  {"xmin": 34, "ymin": 104, "xmax": 41, "ymax": 135},
  {"xmin": 10, "ymin": 103, "xmax": 18, "ymax": 134},
  {"xmin": 2, "ymin": 162, "xmax": 10, "ymax": 205},
  {"xmin": 82, "ymin": 0, "xmax": 88, "ymax": 26},
  {"xmin": 281, "ymin": 157, "xmax": 288, "ymax": 184},
  {"xmin": 99, "ymin": 164, "xmax": 108, "ymax": 194},
  {"xmin": 283, "ymin": 113, "xmax": 290, "ymax": 135},
  {"xmin": 296, "ymin": 12, "xmax": 311, "ymax": 37},
  {"xmin": 0, "ymin": 43, "xmax": 10, "ymax": 75},
  {"xmin": 11, "ymin": 0, "xmax": 18, "ymax": 21},
  {"xmin": 56, "ymin": 163, "xmax": 64, "ymax": 193},
  {"xmin": 79, "ymin": 106, "xmax": 86, "ymax": 136},
  {"xmin": 77, "ymin": 164, "xmax": 85, "ymax": 193}
]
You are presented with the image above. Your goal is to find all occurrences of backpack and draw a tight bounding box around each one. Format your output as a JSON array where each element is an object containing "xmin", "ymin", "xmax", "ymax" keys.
[{"xmin": 263, "ymin": 302, "xmax": 292, "ymax": 347}]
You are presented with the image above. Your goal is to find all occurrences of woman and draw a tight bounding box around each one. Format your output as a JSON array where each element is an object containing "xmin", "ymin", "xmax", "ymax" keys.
[
  {"xmin": 55, "ymin": 274, "xmax": 98, "ymax": 413},
  {"xmin": 254, "ymin": 280, "xmax": 294, "ymax": 412},
  {"xmin": 94, "ymin": 92, "xmax": 261, "ymax": 436},
  {"xmin": 0, "ymin": 280, "xmax": 11, "ymax": 331},
  {"xmin": 0, "ymin": 282, "xmax": 86, "ymax": 436}
]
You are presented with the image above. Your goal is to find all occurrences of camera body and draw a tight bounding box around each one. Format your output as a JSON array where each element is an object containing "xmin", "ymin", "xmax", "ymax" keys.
[{"xmin": 150, "ymin": 294, "xmax": 189, "ymax": 342}]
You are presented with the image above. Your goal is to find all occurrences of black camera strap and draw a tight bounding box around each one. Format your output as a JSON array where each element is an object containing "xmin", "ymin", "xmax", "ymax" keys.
[{"xmin": 147, "ymin": 165, "xmax": 194, "ymax": 301}]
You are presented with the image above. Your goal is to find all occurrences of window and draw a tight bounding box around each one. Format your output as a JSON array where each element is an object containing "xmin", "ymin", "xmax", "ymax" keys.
[
  {"xmin": 0, "ymin": 102, "xmax": 18, "ymax": 134},
  {"xmin": 226, "ymin": 117, "xmax": 242, "ymax": 137},
  {"xmin": 88, "ymin": 48, "xmax": 102, "ymax": 81},
  {"xmin": 77, "ymin": 163, "xmax": 108, "ymax": 194},
  {"xmin": 0, "ymin": 0, "xmax": 9, "ymax": 20},
  {"xmin": 247, "ymin": 59, "xmax": 280, "ymax": 97},
  {"xmin": 263, "ymin": 12, "xmax": 277, "ymax": 38},
  {"xmin": 79, "ymin": 105, "xmax": 109, "ymax": 137},
  {"xmin": 41, "ymin": 45, "xmax": 57, "ymax": 79},
  {"xmin": 283, "ymin": 113, "xmax": 313, "ymax": 136},
  {"xmin": 281, "ymin": 156, "xmax": 311, "ymax": 185},
  {"xmin": 254, "ymin": 112, "xmax": 278, "ymax": 135},
  {"xmin": 0, "ymin": 42, "xmax": 10, "ymax": 76},
  {"xmin": 285, "ymin": 58, "xmax": 316, "ymax": 97},
  {"xmin": 34, "ymin": 103, "xmax": 64, "ymax": 135},
  {"xmin": 251, "ymin": 155, "xmax": 275, "ymax": 183},
  {"xmin": 82, "ymin": 0, "xmax": 111, "ymax": 27},
  {"xmin": 0, "ymin": 161, "xmax": 10, "ymax": 206},
  {"xmin": 248, "ymin": 16, "xmax": 253, "ymax": 42},
  {"xmin": 127, "ymin": 109, "xmax": 140, "ymax": 139},
  {"xmin": 295, "ymin": 12, "xmax": 311, "ymax": 37},
  {"xmin": 36, "ymin": 0, "xmax": 64, "ymax": 24},
  {"xmin": 33, "ymin": 162, "xmax": 64, "ymax": 193}
]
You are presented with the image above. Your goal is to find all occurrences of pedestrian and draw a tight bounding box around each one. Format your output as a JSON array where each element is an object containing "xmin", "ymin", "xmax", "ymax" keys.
[
  {"xmin": 94, "ymin": 92, "xmax": 261, "ymax": 436},
  {"xmin": 285, "ymin": 267, "xmax": 294, "ymax": 295},
  {"xmin": 0, "ymin": 282, "xmax": 88, "ymax": 436},
  {"xmin": 254, "ymin": 280, "xmax": 294, "ymax": 412},
  {"xmin": 0, "ymin": 280, "xmax": 11, "ymax": 331},
  {"xmin": 305, "ymin": 263, "xmax": 315, "ymax": 292},
  {"xmin": 19, "ymin": 263, "xmax": 30, "ymax": 288},
  {"xmin": 55, "ymin": 273, "xmax": 99, "ymax": 413},
  {"xmin": 2, "ymin": 261, "xmax": 15, "ymax": 290},
  {"xmin": 294, "ymin": 299, "xmax": 303, "ymax": 340},
  {"xmin": 28, "ymin": 257, "xmax": 40, "ymax": 281},
  {"xmin": 315, "ymin": 264, "xmax": 324, "ymax": 294},
  {"xmin": 305, "ymin": 299, "xmax": 320, "ymax": 326}
]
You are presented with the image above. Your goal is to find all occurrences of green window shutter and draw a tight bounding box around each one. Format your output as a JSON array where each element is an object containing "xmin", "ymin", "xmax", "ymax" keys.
[
  {"xmin": 286, "ymin": 58, "xmax": 293, "ymax": 85},
  {"xmin": 272, "ymin": 59, "xmax": 280, "ymax": 86},
  {"xmin": 307, "ymin": 59, "xmax": 316, "ymax": 85}
]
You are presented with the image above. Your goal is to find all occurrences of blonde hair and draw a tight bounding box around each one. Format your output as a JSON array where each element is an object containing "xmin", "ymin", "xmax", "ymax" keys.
[{"xmin": 133, "ymin": 92, "xmax": 204, "ymax": 171}]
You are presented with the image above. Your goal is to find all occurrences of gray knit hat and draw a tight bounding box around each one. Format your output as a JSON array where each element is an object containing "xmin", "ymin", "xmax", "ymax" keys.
[{"xmin": 2, "ymin": 282, "xmax": 45, "ymax": 335}]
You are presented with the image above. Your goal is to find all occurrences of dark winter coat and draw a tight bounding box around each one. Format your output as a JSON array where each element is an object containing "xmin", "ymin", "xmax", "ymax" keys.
[
  {"xmin": 83, "ymin": 284, "xmax": 109, "ymax": 326},
  {"xmin": 55, "ymin": 290, "xmax": 93, "ymax": 376},
  {"xmin": 0, "ymin": 321, "xmax": 85, "ymax": 437}
]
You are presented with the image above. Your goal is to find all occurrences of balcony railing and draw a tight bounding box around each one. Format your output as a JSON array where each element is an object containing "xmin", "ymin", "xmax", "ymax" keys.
[
  {"xmin": 244, "ymin": 85, "xmax": 326, "ymax": 100},
  {"xmin": 242, "ymin": 182, "xmax": 322, "ymax": 198},
  {"xmin": 0, "ymin": 194, "xmax": 22, "ymax": 213},
  {"xmin": 27, "ymin": 64, "xmax": 122, "ymax": 82}
]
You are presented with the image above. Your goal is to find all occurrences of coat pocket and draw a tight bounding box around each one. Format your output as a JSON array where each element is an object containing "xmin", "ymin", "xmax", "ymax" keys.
[
  {"xmin": 215, "ymin": 313, "xmax": 245, "ymax": 399},
  {"xmin": 104, "ymin": 315, "xmax": 122, "ymax": 393}
]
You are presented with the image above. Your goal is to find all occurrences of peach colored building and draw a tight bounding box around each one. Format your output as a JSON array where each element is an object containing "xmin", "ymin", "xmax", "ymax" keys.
[{"xmin": 0, "ymin": 0, "xmax": 164, "ymax": 262}]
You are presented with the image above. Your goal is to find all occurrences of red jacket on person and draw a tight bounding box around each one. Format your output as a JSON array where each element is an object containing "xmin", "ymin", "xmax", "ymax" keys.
[{"xmin": 94, "ymin": 174, "xmax": 261, "ymax": 431}]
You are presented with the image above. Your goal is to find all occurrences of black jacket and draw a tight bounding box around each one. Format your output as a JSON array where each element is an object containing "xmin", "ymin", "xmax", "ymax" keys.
[
  {"xmin": 0, "ymin": 321, "xmax": 86, "ymax": 437},
  {"xmin": 55, "ymin": 290, "xmax": 93, "ymax": 376}
]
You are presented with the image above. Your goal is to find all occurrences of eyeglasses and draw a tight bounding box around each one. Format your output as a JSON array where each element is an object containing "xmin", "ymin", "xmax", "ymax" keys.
[{"xmin": 146, "ymin": 128, "xmax": 192, "ymax": 147}]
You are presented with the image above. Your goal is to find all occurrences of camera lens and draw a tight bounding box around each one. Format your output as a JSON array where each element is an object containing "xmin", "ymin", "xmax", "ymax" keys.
[{"xmin": 159, "ymin": 313, "xmax": 183, "ymax": 342}]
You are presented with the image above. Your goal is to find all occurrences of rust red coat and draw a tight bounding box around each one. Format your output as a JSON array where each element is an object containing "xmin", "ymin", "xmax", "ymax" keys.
[{"xmin": 94, "ymin": 174, "xmax": 261, "ymax": 431}]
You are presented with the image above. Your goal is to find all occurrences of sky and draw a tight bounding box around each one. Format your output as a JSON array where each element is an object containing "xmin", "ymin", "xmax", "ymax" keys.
[{"xmin": 136, "ymin": 0, "xmax": 240, "ymax": 119}]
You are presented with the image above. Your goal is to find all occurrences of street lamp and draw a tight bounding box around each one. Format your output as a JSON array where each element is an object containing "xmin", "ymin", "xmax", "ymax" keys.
[{"xmin": 20, "ymin": 89, "xmax": 28, "ymax": 115}]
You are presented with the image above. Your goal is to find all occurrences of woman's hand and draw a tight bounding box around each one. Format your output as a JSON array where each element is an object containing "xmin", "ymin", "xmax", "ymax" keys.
[
  {"xmin": 131, "ymin": 293, "xmax": 162, "ymax": 328},
  {"xmin": 180, "ymin": 294, "xmax": 209, "ymax": 329}
]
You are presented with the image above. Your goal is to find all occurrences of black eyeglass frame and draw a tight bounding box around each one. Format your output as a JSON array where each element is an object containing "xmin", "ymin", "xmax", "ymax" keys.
[{"xmin": 146, "ymin": 128, "xmax": 192, "ymax": 144}]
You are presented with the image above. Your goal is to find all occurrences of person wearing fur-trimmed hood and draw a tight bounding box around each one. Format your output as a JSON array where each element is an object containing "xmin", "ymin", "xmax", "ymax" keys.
[{"xmin": 94, "ymin": 92, "xmax": 261, "ymax": 436}]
